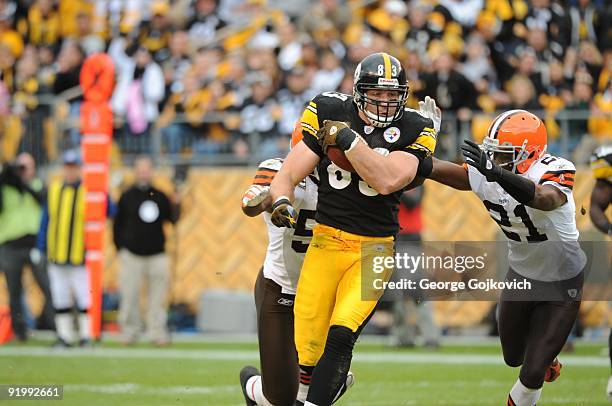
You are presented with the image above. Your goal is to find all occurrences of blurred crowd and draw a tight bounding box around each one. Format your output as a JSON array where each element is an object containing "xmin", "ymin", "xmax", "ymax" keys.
[{"xmin": 0, "ymin": 0, "xmax": 610, "ymax": 164}]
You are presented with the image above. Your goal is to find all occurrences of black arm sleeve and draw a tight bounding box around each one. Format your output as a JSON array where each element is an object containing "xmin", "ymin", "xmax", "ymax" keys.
[{"xmin": 496, "ymin": 170, "xmax": 536, "ymax": 205}]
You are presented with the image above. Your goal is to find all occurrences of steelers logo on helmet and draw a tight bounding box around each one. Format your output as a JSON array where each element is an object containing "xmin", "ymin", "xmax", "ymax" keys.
[
  {"xmin": 353, "ymin": 52, "xmax": 409, "ymax": 128},
  {"xmin": 482, "ymin": 110, "xmax": 547, "ymax": 174}
]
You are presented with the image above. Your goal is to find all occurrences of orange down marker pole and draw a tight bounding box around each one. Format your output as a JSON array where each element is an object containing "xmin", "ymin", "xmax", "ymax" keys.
[{"xmin": 79, "ymin": 53, "xmax": 115, "ymax": 340}]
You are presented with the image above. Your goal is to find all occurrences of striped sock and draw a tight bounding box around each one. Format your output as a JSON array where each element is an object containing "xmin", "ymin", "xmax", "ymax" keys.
[
  {"xmin": 245, "ymin": 375, "xmax": 272, "ymax": 406},
  {"xmin": 297, "ymin": 365, "xmax": 313, "ymax": 403}
]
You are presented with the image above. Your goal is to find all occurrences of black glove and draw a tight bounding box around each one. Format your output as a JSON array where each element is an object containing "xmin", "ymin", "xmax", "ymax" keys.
[
  {"xmin": 270, "ymin": 196, "xmax": 297, "ymax": 228},
  {"xmin": 317, "ymin": 120, "xmax": 357, "ymax": 152},
  {"xmin": 460, "ymin": 140, "xmax": 502, "ymax": 182},
  {"xmin": 461, "ymin": 140, "xmax": 536, "ymax": 204}
]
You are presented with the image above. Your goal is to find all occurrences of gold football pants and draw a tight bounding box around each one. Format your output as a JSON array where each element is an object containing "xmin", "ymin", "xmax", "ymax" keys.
[{"xmin": 294, "ymin": 224, "xmax": 394, "ymax": 366}]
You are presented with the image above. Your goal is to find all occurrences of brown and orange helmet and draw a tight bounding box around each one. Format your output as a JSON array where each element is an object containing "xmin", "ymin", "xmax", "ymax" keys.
[{"xmin": 482, "ymin": 110, "xmax": 547, "ymax": 174}]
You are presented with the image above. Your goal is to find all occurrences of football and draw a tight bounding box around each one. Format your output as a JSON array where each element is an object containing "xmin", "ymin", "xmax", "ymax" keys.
[{"xmin": 328, "ymin": 145, "xmax": 355, "ymax": 172}]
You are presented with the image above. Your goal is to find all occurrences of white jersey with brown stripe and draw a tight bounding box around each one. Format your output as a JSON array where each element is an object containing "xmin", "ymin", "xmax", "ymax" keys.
[
  {"xmin": 262, "ymin": 175, "xmax": 318, "ymax": 295},
  {"xmin": 467, "ymin": 154, "xmax": 586, "ymax": 281}
]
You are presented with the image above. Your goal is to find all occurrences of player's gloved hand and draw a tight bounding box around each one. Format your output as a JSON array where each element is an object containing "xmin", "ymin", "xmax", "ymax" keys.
[
  {"xmin": 461, "ymin": 139, "xmax": 502, "ymax": 182},
  {"xmin": 270, "ymin": 196, "xmax": 297, "ymax": 228},
  {"xmin": 418, "ymin": 96, "xmax": 442, "ymax": 134},
  {"xmin": 317, "ymin": 120, "xmax": 358, "ymax": 152},
  {"xmin": 241, "ymin": 184, "xmax": 270, "ymax": 208}
]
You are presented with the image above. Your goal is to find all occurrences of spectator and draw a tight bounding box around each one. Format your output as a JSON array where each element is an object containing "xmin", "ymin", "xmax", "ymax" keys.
[
  {"xmin": 514, "ymin": 48, "xmax": 544, "ymax": 95},
  {"xmin": 308, "ymin": 49, "xmax": 344, "ymax": 96},
  {"xmin": 299, "ymin": 0, "xmax": 351, "ymax": 36},
  {"xmin": 160, "ymin": 30, "xmax": 192, "ymax": 103},
  {"xmin": 277, "ymin": 65, "xmax": 313, "ymax": 137},
  {"xmin": 53, "ymin": 39, "xmax": 85, "ymax": 150},
  {"xmin": 589, "ymin": 78, "xmax": 612, "ymax": 139},
  {"xmin": 17, "ymin": 0, "xmax": 61, "ymax": 51},
  {"xmin": 113, "ymin": 156, "xmax": 179, "ymax": 346},
  {"xmin": 186, "ymin": 0, "xmax": 226, "ymax": 49},
  {"xmin": 404, "ymin": 4, "xmax": 435, "ymax": 57},
  {"xmin": 438, "ymin": 0, "xmax": 484, "ymax": 28},
  {"xmin": 14, "ymin": 45, "xmax": 49, "ymax": 163},
  {"xmin": 502, "ymin": 74, "xmax": 542, "ymax": 111},
  {"xmin": 524, "ymin": 26, "xmax": 562, "ymax": 64},
  {"xmin": 192, "ymin": 45, "xmax": 223, "ymax": 85},
  {"xmin": 0, "ymin": 0, "xmax": 608, "ymax": 163},
  {"xmin": 524, "ymin": 0, "xmax": 571, "ymax": 53},
  {"xmin": 112, "ymin": 46, "xmax": 165, "ymax": 154},
  {"xmin": 0, "ymin": 153, "xmax": 54, "ymax": 341},
  {"xmin": 159, "ymin": 69, "xmax": 213, "ymax": 155},
  {"xmin": 459, "ymin": 35, "xmax": 496, "ymax": 95},
  {"xmin": 37, "ymin": 152, "xmax": 92, "ymax": 347},
  {"xmin": 231, "ymin": 72, "xmax": 283, "ymax": 159},
  {"xmin": 391, "ymin": 186, "xmax": 441, "ymax": 349},
  {"xmin": 555, "ymin": 73, "xmax": 594, "ymax": 154},
  {"xmin": 419, "ymin": 51, "xmax": 478, "ymax": 121},
  {"xmin": 137, "ymin": 1, "xmax": 173, "ymax": 63},
  {"xmin": 569, "ymin": 0, "xmax": 603, "ymax": 49},
  {"xmin": 0, "ymin": 4, "xmax": 23, "ymax": 60},
  {"xmin": 276, "ymin": 21, "xmax": 302, "ymax": 72},
  {"xmin": 542, "ymin": 58, "xmax": 572, "ymax": 102}
]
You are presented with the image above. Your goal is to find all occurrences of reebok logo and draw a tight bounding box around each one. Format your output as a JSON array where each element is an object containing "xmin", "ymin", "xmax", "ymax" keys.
[{"xmin": 277, "ymin": 298, "xmax": 294, "ymax": 307}]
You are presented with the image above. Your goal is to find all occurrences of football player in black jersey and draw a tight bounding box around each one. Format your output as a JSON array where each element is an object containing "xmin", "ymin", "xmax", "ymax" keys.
[
  {"xmin": 269, "ymin": 52, "xmax": 440, "ymax": 406},
  {"xmin": 588, "ymin": 145, "xmax": 611, "ymax": 399}
]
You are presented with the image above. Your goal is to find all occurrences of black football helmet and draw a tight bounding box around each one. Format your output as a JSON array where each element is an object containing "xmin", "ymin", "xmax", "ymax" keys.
[{"xmin": 353, "ymin": 52, "xmax": 409, "ymax": 128}]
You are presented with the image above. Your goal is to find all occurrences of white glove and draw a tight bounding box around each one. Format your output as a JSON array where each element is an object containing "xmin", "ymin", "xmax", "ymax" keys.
[
  {"xmin": 418, "ymin": 96, "xmax": 442, "ymax": 134},
  {"xmin": 29, "ymin": 248, "xmax": 42, "ymax": 266},
  {"xmin": 241, "ymin": 184, "xmax": 270, "ymax": 208}
]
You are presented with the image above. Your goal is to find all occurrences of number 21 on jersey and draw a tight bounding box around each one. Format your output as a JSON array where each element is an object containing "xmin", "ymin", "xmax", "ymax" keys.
[{"xmin": 483, "ymin": 200, "xmax": 548, "ymax": 242}]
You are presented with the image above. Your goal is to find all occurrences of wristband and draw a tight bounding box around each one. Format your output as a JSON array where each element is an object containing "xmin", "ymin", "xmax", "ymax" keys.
[
  {"xmin": 272, "ymin": 196, "xmax": 291, "ymax": 210},
  {"xmin": 336, "ymin": 127, "xmax": 358, "ymax": 151}
]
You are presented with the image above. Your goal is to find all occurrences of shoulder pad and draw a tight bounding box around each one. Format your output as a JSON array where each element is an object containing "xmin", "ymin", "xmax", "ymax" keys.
[
  {"xmin": 542, "ymin": 156, "xmax": 576, "ymax": 172},
  {"xmin": 401, "ymin": 108, "xmax": 434, "ymax": 127}
]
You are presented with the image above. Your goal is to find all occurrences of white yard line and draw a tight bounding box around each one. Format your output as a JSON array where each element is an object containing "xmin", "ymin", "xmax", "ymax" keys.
[
  {"xmin": 0, "ymin": 347, "xmax": 608, "ymax": 367},
  {"xmin": 64, "ymin": 383, "xmax": 235, "ymax": 395}
]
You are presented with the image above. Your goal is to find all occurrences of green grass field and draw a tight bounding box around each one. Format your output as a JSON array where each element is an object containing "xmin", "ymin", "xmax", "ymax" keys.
[{"xmin": 0, "ymin": 339, "xmax": 608, "ymax": 405}]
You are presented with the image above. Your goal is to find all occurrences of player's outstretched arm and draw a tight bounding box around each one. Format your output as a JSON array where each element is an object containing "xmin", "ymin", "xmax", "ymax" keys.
[
  {"xmin": 428, "ymin": 157, "xmax": 471, "ymax": 190},
  {"xmin": 589, "ymin": 179, "xmax": 611, "ymax": 235}
]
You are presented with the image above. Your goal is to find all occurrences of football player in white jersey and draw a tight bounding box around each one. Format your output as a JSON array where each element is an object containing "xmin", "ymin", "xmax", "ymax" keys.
[
  {"xmin": 238, "ymin": 132, "xmax": 353, "ymax": 406},
  {"xmin": 421, "ymin": 109, "xmax": 585, "ymax": 406},
  {"xmin": 587, "ymin": 145, "xmax": 611, "ymax": 399}
]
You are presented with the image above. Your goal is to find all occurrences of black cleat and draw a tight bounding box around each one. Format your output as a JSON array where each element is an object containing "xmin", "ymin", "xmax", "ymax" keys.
[
  {"xmin": 239, "ymin": 365, "xmax": 260, "ymax": 406},
  {"xmin": 332, "ymin": 371, "xmax": 355, "ymax": 404},
  {"xmin": 78, "ymin": 339, "xmax": 92, "ymax": 347}
]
